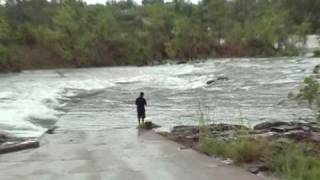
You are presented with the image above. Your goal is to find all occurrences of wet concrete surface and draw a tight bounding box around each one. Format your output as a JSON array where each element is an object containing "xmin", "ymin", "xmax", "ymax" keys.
[{"xmin": 0, "ymin": 127, "xmax": 272, "ymax": 180}]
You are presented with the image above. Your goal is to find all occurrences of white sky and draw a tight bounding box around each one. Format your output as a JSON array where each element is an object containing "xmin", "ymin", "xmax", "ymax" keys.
[{"xmin": 86, "ymin": 0, "xmax": 200, "ymax": 5}]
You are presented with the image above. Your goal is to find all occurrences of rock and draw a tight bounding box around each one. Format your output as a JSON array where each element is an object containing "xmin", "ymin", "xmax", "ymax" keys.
[
  {"xmin": 222, "ymin": 158, "xmax": 234, "ymax": 165},
  {"xmin": 138, "ymin": 121, "xmax": 161, "ymax": 130},
  {"xmin": 185, "ymin": 134, "xmax": 199, "ymax": 142},
  {"xmin": 0, "ymin": 134, "xmax": 7, "ymax": 143},
  {"xmin": 248, "ymin": 167, "xmax": 260, "ymax": 174},
  {"xmin": 217, "ymin": 76, "xmax": 230, "ymax": 81},
  {"xmin": 270, "ymin": 125, "xmax": 303, "ymax": 133},
  {"xmin": 210, "ymin": 124, "xmax": 248, "ymax": 131},
  {"xmin": 172, "ymin": 126, "xmax": 199, "ymax": 136},
  {"xmin": 283, "ymin": 130, "xmax": 320, "ymax": 143},
  {"xmin": 0, "ymin": 140, "xmax": 39, "ymax": 154},
  {"xmin": 177, "ymin": 60, "xmax": 187, "ymax": 65},
  {"xmin": 46, "ymin": 126, "xmax": 58, "ymax": 134},
  {"xmin": 206, "ymin": 76, "xmax": 230, "ymax": 85},
  {"xmin": 251, "ymin": 131, "xmax": 279, "ymax": 138},
  {"xmin": 247, "ymin": 163, "xmax": 269, "ymax": 175},
  {"xmin": 313, "ymin": 65, "xmax": 320, "ymax": 74},
  {"xmin": 206, "ymin": 80, "xmax": 215, "ymax": 85},
  {"xmin": 144, "ymin": 121, "xmax": 153, "ymax": 130},
  {"xmin": 254, "ymin": 121, "xmax": 291, "ymax": 130},
  {"xmin": 310, "ymin": 125, "xmax": 320, "ymax": 132}
]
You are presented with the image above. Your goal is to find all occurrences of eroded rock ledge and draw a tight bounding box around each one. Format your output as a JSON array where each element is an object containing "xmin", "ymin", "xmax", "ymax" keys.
[{"xmin": 168, "ymin": 121, "xmax": 320, "ymax": 146}]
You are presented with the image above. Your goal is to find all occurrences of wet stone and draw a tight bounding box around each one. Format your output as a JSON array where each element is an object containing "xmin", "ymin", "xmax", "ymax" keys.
[{"xmin": 0, "ymin": 134, "xmax": 7, "ymax": 144}]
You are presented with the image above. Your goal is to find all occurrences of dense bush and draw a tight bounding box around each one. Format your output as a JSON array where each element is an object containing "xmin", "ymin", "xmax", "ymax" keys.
[{"xmin": 0, "ymin": 0, "xmax": 319, "ymax": 72}]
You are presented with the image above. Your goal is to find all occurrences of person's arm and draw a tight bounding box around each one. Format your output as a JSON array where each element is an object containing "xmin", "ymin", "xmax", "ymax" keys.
[{"xmin": 144, "ymin": 99, "xmax": 147, "ymax": 106}]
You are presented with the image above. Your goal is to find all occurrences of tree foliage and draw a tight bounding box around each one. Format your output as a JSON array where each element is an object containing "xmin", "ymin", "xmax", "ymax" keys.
[{"xmin": 0, "ymin": 0, "xmax": 318, "ymax": 71}]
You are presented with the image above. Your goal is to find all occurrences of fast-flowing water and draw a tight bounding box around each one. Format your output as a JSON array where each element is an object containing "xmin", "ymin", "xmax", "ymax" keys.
[{"xmin": 0, "ymin": 58, "xmax": 319, "ymax": 138}]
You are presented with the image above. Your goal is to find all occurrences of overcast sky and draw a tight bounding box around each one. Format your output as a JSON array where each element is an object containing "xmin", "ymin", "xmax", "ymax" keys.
[{"xmin": 86, "ymin": 0, "xmax": 200, "ymax": 5}]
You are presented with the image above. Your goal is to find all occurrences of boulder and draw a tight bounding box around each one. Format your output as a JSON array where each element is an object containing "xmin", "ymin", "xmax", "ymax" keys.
[
  {"xmin": 270, "ymin": 125, "xmax": 304, "ymax": 133},
  {"xmin": 217, "ymin": 76, "xmax": 230, "ymax": 81},
  {"xmin": 246, "ymin": 163, "xmax": 269, "ymax": 175},
  {"xmin": 210, "ymin": 124, "xmax": 248, "ymax": 131},
  {"xmin": 0, "ymin": 134, "xmax": 7, "ymax": 143},
  {"xmin": 206, "ymin": 76, "xmax": 230, "ymax": 85},
  {"xmin": 138, "ymin": 121, "xmax": 161, "ymax": 130},
  {"xmin": 46, "ymin": 126, "xmax": 58, "ymax": 134},
  {"xmin": 177, "ymin": 60, "xmax": 187, "ymax": 65},
  {"xmin": 254, "ymin": 121, "xmax": 291, "ymax": 130},
  {"xmin": 206, "ymin": 80, "xmax": 216, "ymax": 85},
  {"xmin": 283, "ymin": 130, "xmax": 320, "ymax": 143},
  {"xmin": 313, "ymin": 65, "xmax": 320, "ymax": 74},
  {"xmin": 144, "ymin": 121, "xmax": 153, "ymax": 130},
  {"xmin": 248, "ymin": 167, "xmax": 260, "ymax": 174}
]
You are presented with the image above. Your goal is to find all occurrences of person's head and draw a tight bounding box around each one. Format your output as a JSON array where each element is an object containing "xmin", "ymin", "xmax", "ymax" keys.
[{"xmin": 140, "ymin": 92, "xmax": 144, "ymax": 97}]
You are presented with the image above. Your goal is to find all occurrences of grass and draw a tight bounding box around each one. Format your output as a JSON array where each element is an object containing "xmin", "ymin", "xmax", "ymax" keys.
[
  {"xmin": 198, "ymin": 109, "xmax": 272, "ymax": 164},
  {"xmin": 137, "ymin": 123, "xmax": 146, "ymax": 129},
  {"xmin": 137, "ymin": 121, "xmax": 157, "ymax": 130},
  {"xmin": 198, "ymin": 124, "xmax": 320, "ymax": 179},
  {"xmin": 271, "ymin": 145, "xmax": 320, "ymax": 180},
  {"xmin": 199, "ymin": 137, "xmax": 228, "ymax": 157},
  {"xmin": 199, "ymin": 137, "xmax": 275, "ymax": 164},
  {"xmin": 196, "ymin": 106, "xmax": 320, "ymax": 179},
  {"xmin": 227, "ymin": 138, "xmax": 275, "ymax": 164}
]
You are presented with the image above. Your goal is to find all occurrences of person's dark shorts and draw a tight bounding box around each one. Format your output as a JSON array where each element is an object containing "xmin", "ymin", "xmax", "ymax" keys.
[{"xmin": 137, "ymin": 110, "xmax": 145, "ymax": 119}]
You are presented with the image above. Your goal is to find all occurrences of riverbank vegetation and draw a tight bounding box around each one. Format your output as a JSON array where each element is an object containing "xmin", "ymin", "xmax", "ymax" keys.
[
  {"xmin": 160, "ymin": 112, "xmax": 320, "ymax": 180},
  {"xmin": 0, "ymin": 0, "xmax": 319, "ymax": 72},
  {"xmin": 199, "ymin": 135, "xmax": 320, "ymax": 180},
  {"xmin": 197, "ymin": 118, "xmax": 320, "ymax": 180}
]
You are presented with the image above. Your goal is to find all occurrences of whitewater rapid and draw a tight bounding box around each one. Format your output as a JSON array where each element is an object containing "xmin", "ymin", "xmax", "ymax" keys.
[{"xmin": 0, "ymin": 58, "xmax": 319, "ymax": 138}]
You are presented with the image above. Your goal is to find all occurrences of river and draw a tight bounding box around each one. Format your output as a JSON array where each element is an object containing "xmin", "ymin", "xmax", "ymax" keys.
[{"xmin": 0, "ymin": 58, "xmax": 318, "ymax": 138}]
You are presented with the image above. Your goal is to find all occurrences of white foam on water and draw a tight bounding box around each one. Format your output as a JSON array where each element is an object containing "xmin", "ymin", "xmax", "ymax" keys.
[{"xmin": 0, "ymin": 72, "xmax": 115, "ymax": 138}]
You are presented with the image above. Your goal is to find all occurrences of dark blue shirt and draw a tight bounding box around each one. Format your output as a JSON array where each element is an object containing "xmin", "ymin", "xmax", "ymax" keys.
[{"xmin": 136, "ymin": 97, "xmax": 147, "ymax": 112}]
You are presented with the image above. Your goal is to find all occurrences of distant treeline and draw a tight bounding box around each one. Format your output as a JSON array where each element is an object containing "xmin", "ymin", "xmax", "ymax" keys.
[{"xmin": 0, "ymin": 0, "xmax": 319, "ymax": 72}]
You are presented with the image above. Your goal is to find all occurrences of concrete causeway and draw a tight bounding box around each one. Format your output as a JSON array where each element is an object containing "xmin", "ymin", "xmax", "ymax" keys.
[{"xmin": 0, "ymin": 127, "xmax": 272, "ymax": 180}]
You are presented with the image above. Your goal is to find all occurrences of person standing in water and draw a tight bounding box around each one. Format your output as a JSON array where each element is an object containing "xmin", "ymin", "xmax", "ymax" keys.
[{"xmin": 136, "ymin": 92, "xmax": 147, "ymax": 124}]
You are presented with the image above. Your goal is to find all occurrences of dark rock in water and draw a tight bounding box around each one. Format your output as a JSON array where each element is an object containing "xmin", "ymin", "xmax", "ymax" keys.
[
  {"xmin": 270, "ymin": 125, "xmax": 303, "ymax": 133},
  {"xmin": 206, "ymin": 77, "xmax": 230, "ymax": 85},
  {"xmin": 144, "ymin": 121, "xmax": 153, "ymax": 130},
  {"xmin": 254, "ymin": 121, "xmax": 290, "ymax": 130},
  {"xmin": 176, "ymin": 61, "xmax": 187, "ymax": 65},
  {"xmin": 138, "ymin": 121, "xmax": 161, "ymax": 130},
  {"xmin": 206, "ymin": 80, "xmax": 216, "ymax": 85},
  {"xmin": 217, "ymin": 76, "xmax": 230, "ymax": 81},
  {"xmin": 46, "ymin": 126, "xmax": 58, "ymax": 134},
  {"xmin": 0, "ymin": 134, "xmax": 7, "ymax": 143},
  {"xmin": 313, "ymin": 65, "xmax": 320, "ymax": 74},
  {"xmin": 0, "ymin": 140, "xmax": 39, "ymax": 154}
]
